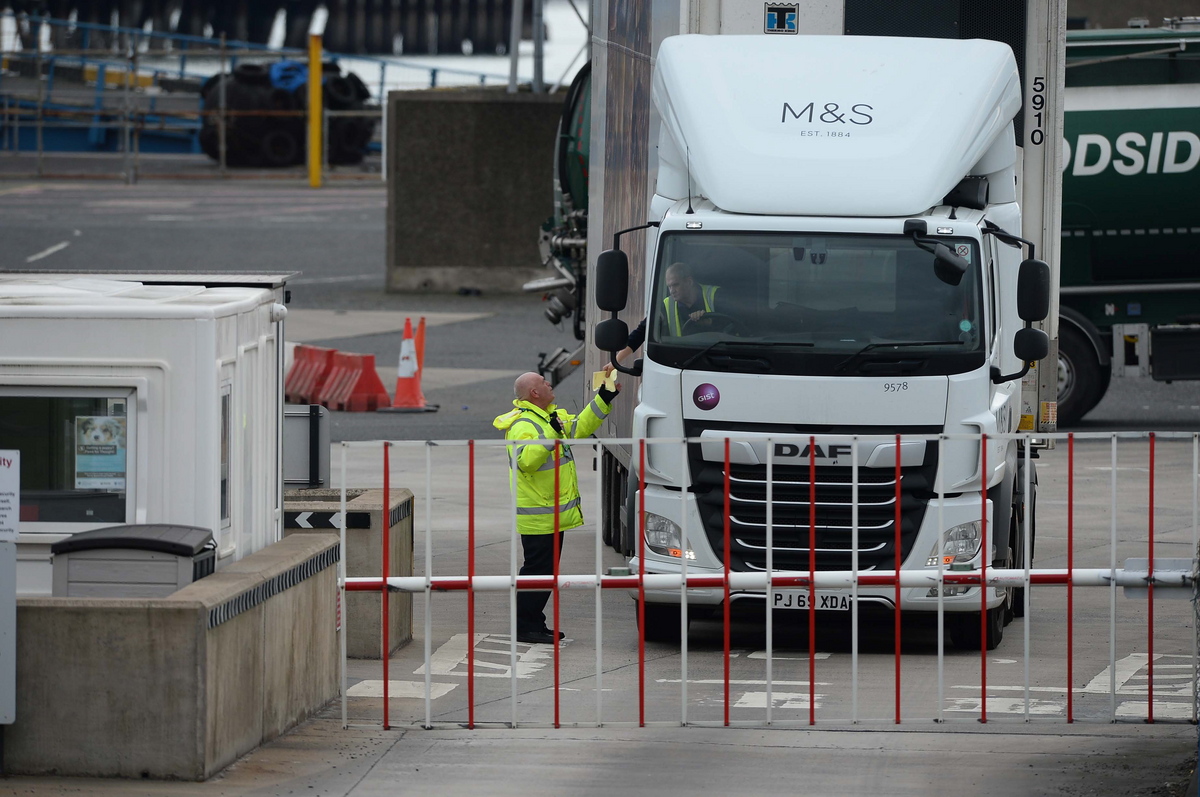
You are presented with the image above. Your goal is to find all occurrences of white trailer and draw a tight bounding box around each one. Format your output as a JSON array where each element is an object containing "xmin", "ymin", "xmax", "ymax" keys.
[
  {"xmin": 586, "ymin": 1, "xmax": 1066, "ymax": 650},
  {"xmin": 0, "ymin": 272, "xmax": 290, "ymax": 595}
]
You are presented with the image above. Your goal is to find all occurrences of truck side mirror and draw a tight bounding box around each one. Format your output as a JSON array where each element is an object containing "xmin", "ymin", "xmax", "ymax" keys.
[
  {"xmin": 933, "ymin": 243, "xmax": 968, "ymax": 286},
  {"xmin": 1017, "ymin": 258, "xmax": 1051, "ymax": 322},
  {"xmin": 595, "ymin": 250, "xmax": 629, "ymax": 312},
  {"xmin": 1013, "ymin": 327, "xmax": 1049, "ymax": 362},
  {"xmin": 595, "ymin": 318, "xmax": 630, "ymax": 353}
]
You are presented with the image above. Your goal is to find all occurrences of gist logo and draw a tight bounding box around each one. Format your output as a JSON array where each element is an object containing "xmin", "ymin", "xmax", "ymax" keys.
[{"xmin": 692, "ymin": 383, "xmax": 720, "ymax": 410}]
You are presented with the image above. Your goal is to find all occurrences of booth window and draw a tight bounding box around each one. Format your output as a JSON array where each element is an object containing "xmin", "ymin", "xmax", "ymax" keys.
[
  {"xmin": 220, "ymin": 389, "xmax": 231, "ymax": 528},
  {"xmin": 0, "ymin": 392, "xmax": 131, "ymax": 524}
]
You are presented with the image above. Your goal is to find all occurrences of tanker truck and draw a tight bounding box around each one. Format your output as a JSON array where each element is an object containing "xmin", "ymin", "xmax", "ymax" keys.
[{"xmin": 1056, "ymin": 19, "xmax": 1200, "ymax": 424}]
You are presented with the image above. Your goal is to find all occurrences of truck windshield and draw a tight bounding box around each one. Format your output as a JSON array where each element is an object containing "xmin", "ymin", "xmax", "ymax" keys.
[{"xmin": 648, "ymin": 231, "xmax": 986, "ymax": 376}]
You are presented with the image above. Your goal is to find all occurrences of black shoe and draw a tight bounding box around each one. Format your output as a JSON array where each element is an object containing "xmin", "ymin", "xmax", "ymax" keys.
[
  {"xmin": 517, "ymin": 629, "xmax": 558, "ymax": 644},
  {"xmin": 542, "ymin": 629, "xmax": 566, "ymax": 640}
]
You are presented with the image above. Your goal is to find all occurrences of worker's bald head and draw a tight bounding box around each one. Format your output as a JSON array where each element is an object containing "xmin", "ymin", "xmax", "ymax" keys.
[{"xmin": 514, "ymin": 372, "xmax": 555, "ymax": 409}]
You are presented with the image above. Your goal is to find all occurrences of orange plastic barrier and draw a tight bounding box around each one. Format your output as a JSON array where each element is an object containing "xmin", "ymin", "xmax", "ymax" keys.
[
  {"xmin": 285, "ymin": 344, "xmax": 337, "ymax": 404},
  {"xmin": 316, "ymin": 351, "xmax": 392, "ymax": 412}
]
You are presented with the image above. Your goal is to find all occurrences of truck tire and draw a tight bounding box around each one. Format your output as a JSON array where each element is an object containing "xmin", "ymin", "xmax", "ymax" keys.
[
  {"xmin": 637, "ymin": 602, "xmax": 686, "ymax": 643},
  {"xmin": 1057, "ymin": 325, "xmax": 1106, "ymax": 426},
  {"xmin": 949, "ymin": 605, "xmax": 1005, "ymax": 651}
]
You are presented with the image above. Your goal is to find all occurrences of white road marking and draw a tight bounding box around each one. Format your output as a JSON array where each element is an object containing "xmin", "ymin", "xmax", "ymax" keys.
[
  {"xmin": 1115, "ymin": 701, "xmax": 1194, "ymax": 720},
  {"xmin": 946, "ymin": 697, "xmax": 1063, "ymax": 715},
  {"xmin": 733, "ymin": 691, "xmax": 824, "ymax": 710},
  {"xmin": 347, "ymin": 680, "xmax": 456, "ymax": 699},
  {"xmin": 656, "ymin": 679, "xmax": 829, "ymax": 686},
  {"xmin": 1080, "ymin": 652, "xmax": 1178, "ymax": 694},
  {"xmin": 952, "ymin": 685, "xmax": 1068, "ymax": 693},
  {"xmin": 25, "ymin": 241, "xmax": 69, "ymax": 262},
  {"xmin": 415, "ymin": 633, "xmax": 565, "ymax": 679},
  {"xmin": 746, "ymin": 650, "xmax": 832, "ymax": 661},
  {"xmin": 290, "ymin": 273, "xmax": 380, "ymax": 285}
]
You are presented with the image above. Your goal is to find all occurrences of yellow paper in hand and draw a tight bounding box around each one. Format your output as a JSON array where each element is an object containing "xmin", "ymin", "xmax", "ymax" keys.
[{"xmin": 592, "ymin": 370, "xmax": 617, "ymax": 391}]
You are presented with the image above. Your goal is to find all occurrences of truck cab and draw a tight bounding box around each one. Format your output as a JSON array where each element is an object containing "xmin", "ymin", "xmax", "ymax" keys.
[{"xmin": 595, "ymin": 34, "xmax": 1051, "ymax": 649}]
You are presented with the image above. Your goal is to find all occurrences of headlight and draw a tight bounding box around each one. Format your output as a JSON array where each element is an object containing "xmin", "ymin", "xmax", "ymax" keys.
[
  {"xmin": 644, "ymin": 513, "xmax": 695, "ymax": 560},
  {"xmin": 926, "ymin": 520, "xmax": 982, "ymax": 567}
]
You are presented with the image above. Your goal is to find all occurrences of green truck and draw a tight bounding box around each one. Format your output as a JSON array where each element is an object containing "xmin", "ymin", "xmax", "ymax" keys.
[{"xmin": 1058, "ymin": 19, "xmax": 1200, "ymax": 424}]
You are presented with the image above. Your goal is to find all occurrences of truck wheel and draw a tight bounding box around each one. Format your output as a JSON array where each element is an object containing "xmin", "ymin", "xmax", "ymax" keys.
[
  {"xmin": 1057, "ymin": 325, "xmax": 1105, "ymax": 426},
  {"xmin": 637, "ymin": 602, "xmax": 686, "ymax": 644},
  {"xmin": 948, "ymin": 605, "xmax": 1005, "ymax": 651}
]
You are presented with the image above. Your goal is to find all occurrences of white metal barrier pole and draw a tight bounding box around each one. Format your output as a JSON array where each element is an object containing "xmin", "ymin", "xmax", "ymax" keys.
[
  {"xmin": 852, "ymin": 437, "xmax": 860, "ymax": 724},
  {"xmin": 594, "ymin": 441, "xmax": 603, "ymax": 727},
  {"xmin": 680, "ymin": 438, "xmax": 689, "ymax": 726},
  {"xmin": 1110, "ymin": 435, "xmax": 1118, "ymax": 721},
  {"xmin": 424, "ymin": 441, "xmax": 433, "ymax": 729},
  {"xmin": 340, "ymin": 442, "xmax": 348, "ymax": 729},
  {"xmin": 1023, "ymin": 440, "xmax": 1032, "ymax": 721},
  {"xmin": 765, "ymin": 438, "xmax": 774, "ymax": 726}
]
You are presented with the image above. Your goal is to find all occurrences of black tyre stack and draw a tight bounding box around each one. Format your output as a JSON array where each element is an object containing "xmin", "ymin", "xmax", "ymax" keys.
[{"xmin": 199, "ymin": 61, "xmax": 377, "ymax": 168}]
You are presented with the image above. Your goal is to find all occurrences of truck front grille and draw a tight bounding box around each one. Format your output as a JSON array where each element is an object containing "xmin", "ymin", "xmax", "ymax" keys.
[{"xmin": 685, "ymin": 425, "xmax": 939, "ymax": 573}]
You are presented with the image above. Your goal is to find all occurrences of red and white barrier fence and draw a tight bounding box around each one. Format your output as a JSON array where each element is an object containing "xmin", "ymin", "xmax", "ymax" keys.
[{"xmin": 332, "ymin": 432, "xmax": 1199, "ymax": 729}]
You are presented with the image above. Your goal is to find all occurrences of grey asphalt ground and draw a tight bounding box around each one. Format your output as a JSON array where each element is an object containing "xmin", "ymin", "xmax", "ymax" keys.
[{"xmin": 2, "ymin": 178, "xmax": 1199, "ymax": 795}]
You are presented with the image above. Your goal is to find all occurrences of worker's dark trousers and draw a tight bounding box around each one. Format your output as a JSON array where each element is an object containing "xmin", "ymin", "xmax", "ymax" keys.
[{"xmin": 516, "ymin": 532, "xmax": 565, "ymax": 632}]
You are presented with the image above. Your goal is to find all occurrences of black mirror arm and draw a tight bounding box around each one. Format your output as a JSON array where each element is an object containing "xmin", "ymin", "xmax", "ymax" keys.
[
  {"xmin": 991, "ymin": 360, "xmax": 1033, "ymax": 384},
  {"xmin": 612, "ymin": 221, "xmax": 661, "ymax": 250},
  {"xmin": 982, "ymin": 221, "xmax": 1036, "ymax": 261},
  {"xmin": 608, "ymin": 353, "xmax": 643, "ymax": 377}
]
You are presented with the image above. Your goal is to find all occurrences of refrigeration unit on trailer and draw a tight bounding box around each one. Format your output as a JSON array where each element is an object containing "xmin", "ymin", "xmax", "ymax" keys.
[
  {"xmin": 0, "ymin": 272, "xmax": 291, "ymax": 595},
  {"xmin": 591, "ymin": 28, "xmax": 1058, "ymax": 650}
]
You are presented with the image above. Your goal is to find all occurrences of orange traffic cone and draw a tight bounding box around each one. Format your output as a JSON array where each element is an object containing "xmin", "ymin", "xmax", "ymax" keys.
[{"xmin": 379, "ymin": 317, "xmax": 439, "ymax": 413}]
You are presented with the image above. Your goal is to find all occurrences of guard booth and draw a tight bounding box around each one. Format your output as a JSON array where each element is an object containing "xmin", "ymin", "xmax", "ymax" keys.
[{"xmin": 0, "ymin": 272, "xmax": 292, "ymax": 595}]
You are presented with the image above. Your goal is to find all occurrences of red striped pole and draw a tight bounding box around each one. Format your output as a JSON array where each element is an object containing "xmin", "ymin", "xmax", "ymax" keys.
[
  {"xmin": 553, "ymin": 439, "xmax": 561, "ymax": 729},
  {"xmin": 724, "ymin": 437, "xmax": 732, "ymax": 727},
  {"xmin": 467, "ymin": 439, "xmax": 475, "ymax": 729},
  {"xmin": 894, "ymin": 434, "xmax": 902, "ymax": 724},
  {"xmin": 809, "ymin": 436, "xmax": 817, "ymax": 726}
]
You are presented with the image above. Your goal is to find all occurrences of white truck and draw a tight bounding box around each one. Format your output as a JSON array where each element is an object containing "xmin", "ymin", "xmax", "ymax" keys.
[{"xmin": 586, "ymin": 3, "xmax": 1065, "ymax": 650}]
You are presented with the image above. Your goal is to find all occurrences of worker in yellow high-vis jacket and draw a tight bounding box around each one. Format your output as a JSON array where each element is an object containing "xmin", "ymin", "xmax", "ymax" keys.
[{"xmin": 493, "ymin": 371, "xmax": 620, "ymax": 644}]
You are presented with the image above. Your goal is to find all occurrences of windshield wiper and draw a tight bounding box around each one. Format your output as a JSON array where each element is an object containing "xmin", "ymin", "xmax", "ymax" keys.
[
  {"xmin": 834, "ymin": 340, "xmax": 963, "ymax": 373},
  {"xmin": 675, "ymin": 339, "xmax": 813, "ymax": 370}
]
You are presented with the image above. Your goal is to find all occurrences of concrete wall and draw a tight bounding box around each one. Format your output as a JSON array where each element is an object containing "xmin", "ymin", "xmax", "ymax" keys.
[
  {"xmin": 3, "ymin": 534, "xmax": 339, "ymax": 780},
  {"xmin": 284, "ymin": 488, "xmax": 413, "ymax": 658},
  {"xmin": 386, "ymin": 87, "xmax": 565, "ymax": 294}
]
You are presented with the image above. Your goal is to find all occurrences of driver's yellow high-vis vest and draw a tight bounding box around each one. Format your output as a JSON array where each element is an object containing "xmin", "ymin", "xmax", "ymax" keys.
[
  {"xmin": 493, "ymin": 396, "xmax": 613, "ymax": 534},
  {"xmin": 663, "ymin": 284, "xmax": 719, "ymax": 336}
]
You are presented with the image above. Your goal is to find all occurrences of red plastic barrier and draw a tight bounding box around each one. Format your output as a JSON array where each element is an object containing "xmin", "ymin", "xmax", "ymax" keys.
[
  {"xmin": 316, "ymin": 351, "xmax": 392, "ymax": 412},
  {"xmin": 285, "ymin": 345, "xmax": 336, "ymax": 404}
]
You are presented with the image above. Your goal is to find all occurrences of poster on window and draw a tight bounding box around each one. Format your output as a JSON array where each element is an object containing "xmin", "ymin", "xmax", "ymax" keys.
[{"xmin": 74, "ymin": 416, "xmax": 127, "ymax": 490}]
